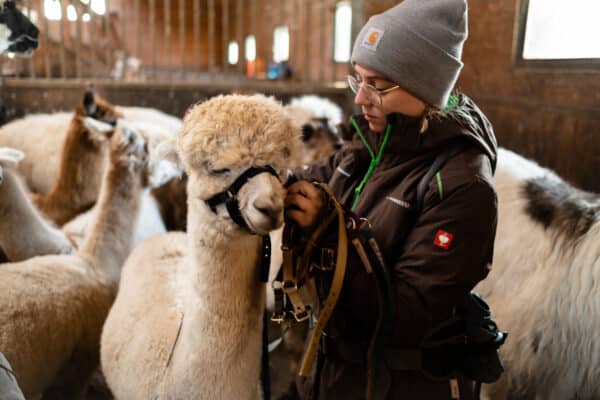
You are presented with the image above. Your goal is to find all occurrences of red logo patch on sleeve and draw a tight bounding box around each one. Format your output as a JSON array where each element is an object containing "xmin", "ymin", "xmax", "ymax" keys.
[{"xmin": 434, "ymin": 229, "xmax": 454, "ymax": 250}]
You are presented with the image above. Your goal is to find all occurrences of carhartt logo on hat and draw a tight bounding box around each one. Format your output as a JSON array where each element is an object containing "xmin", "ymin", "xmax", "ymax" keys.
[{"xmin": 361, "ymin": 27, "xmax": 384, "ymax": 51}]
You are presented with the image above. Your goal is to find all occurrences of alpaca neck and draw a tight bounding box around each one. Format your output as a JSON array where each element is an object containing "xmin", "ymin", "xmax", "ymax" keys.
[
  {"xmin": 0, "ymin": 170, "xmax": 53, "ymax": 247},
  {"xmin": 173, "ymin": 200, "xmax": 266, "ymax": 394},
  {"xmin": 35, "ymin": 118, "xmax": 106, "ymax": 225},
  {"xmin": 178, "ymin": 200, "xmax": 266, "ymax": 334},
  {"xmin": 185, "ymin": 201, "xmax": 266, "ymax": 316},
  {"xmin": 78, "ymin": 161, "xmax": 141, "ymax": 286}
]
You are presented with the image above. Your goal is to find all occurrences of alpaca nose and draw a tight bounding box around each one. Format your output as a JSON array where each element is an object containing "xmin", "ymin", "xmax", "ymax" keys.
[{"xmin": 253, "ymin": 198, "xmax": 283, "ymax": 220}]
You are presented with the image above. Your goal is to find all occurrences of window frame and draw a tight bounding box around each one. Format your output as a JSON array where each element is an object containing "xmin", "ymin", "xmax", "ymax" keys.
[
  {"xmin": 272, "ymin": 25, "xmax": 290, "ymax": 63},
  {"xmin": 332, "ymin": 1, "xmax": 352, "ymax": 64},
  {"xmin": 515, "ymin": 0, "xmax": 600, "ymax": 71}
]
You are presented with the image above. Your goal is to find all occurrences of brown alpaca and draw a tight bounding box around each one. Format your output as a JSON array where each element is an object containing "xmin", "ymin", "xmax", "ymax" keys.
[
  {"xmin": 0, "ymin": 123, "xmax": 148, "ymax": 399},
  {"xmin": 31, "ymin": 91, "xmax": 122, "ymax": 225}
]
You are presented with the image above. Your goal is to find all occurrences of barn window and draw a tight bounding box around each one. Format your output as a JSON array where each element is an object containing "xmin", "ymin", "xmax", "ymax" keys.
[
  {"xmin": 517, "ymin": 0, "xmax": 600, "ymax": 67},
  {"xmin": 66, "ymin": 5, "xmax": 78, "ymax": 21},
  {"xmin": 334, "ymin": 2, "xmax": 352, "ymax": 63},
  {"xmin": 273, "ymin": 26, "xmax": 289, "ymax": 63},
  {"xmin": 228, "ymin": 41, "xmax": 239, "ymax": 65},
  {"xmin": 43, "ymin": 0, "xmax": 61, "ymax": 20},
  {"xmin": 245, "ymin": 35, "xmax": 256, "ymax": 62}
]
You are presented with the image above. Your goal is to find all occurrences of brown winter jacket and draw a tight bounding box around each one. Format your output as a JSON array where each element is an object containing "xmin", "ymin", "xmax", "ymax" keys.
[{"xmin": 293, "ymin": 94, "xmax": 498, "ymax": 400}]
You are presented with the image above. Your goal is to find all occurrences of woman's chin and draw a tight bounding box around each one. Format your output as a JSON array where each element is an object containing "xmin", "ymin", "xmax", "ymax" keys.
[{"xmin": 368, "ymin": 120, "xmax": 386, "ymax": 133}]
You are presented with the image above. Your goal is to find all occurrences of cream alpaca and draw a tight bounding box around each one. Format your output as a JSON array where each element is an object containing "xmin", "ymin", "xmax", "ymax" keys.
[
  {"xmin": 101, "ymin": 94, "xmax": 300, "ymax": 400},
  {"xmin": 0, "ymin": 148, "xmax": 72, "ymax": 261},
  {"xmin": 478, "ymin": 148, "xmax": 600, "ymax": 400},
  {"xmin": 0, "ymin": 124, "xmax": 149, "ymax": 399}
]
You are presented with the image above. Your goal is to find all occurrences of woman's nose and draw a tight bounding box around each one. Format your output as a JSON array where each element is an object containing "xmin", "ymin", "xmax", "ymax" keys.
[{"xmin": 354, "ymin": 85, "xmax": 370, "ymax": 106}]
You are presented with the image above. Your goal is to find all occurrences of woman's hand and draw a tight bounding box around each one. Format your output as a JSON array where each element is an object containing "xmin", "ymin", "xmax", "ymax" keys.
[{"xmin": 285, "ymin": 180, "xmax": 325, "ymax": 229}]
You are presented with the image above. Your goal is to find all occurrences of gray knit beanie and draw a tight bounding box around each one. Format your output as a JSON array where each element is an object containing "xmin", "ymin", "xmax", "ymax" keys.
[{"xmin": 351, "ymin": 0, "xmax": 468, "ymax": 109}]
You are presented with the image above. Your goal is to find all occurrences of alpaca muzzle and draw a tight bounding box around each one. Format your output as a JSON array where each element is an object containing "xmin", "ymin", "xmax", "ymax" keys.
[{"xmin": 205, "ymin": 165, "xmax": 280, "ymax": 234}]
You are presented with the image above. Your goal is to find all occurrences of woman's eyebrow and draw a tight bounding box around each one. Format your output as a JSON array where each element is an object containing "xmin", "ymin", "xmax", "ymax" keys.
[{"xmin": 356, "ymin": 72, "xmax": 386, "ymax": 81}]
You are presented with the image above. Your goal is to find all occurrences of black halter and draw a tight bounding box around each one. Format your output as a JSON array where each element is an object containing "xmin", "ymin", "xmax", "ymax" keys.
[{"xmin": 205, "ymin": 165, "xmax": 279, "ymax": 233}]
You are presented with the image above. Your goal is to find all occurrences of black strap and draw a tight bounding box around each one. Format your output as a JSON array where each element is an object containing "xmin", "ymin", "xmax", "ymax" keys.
[
  {"xmin": 261, "ymin": 311, "xmax": 271, "ymax": 400},
  {"xmin": 205, "ymin": 165, "xmax": 279, "ymax": 232},
  {"xmin": 415, "ymin": 142, "xmax": 466, "ymax": 214}
]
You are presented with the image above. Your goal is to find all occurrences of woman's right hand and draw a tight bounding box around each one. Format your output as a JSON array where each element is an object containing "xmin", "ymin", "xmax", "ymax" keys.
[{"xmin": 285, "ymin": 180, "xmax": 325, "ymax": 230}]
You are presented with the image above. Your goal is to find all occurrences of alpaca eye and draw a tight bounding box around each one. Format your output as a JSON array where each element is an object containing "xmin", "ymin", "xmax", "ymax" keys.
[{"xmin": 210, "ymin": 168, "xmax": 231, "ymax": 175}]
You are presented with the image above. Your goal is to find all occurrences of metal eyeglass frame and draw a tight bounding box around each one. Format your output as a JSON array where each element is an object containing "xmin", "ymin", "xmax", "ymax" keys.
[{"xmin": 347, "ymin": 75, "xmax": 400, "ymax": 106}]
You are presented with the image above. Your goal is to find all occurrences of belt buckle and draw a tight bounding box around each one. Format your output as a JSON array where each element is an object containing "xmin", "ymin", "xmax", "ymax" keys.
[{"xmin": 293, "ymin": 305, "xmax": 312, "ymax": 322}]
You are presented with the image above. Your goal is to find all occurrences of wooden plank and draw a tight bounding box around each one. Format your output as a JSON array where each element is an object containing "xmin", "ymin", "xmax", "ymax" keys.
[
  {"xmin": 208, "ymin": 0, "xmax": 215, "ymax": 70},
  {"xmin": 193, "ymin": 0, "xmax": 200, "ymax": 69},
  {"xmin": 150, "ymin": 0, "xmax": 156, "ymax": 78},
  {"xmin": 135, "ymin": 0, "xmax": 141, "ymax": 62},
  {"xmin": 59, "ymin": 0, "xmax": 67, "ymax": 78},
  {"xmin": 42, "ymin": 0, "xmax": 51, "ymax": 78},
  {"xmin": 75, "ymin": 1, "xmax": 82, "ymax": 78},
  {"xmin": 25, "ymin": 0, "xmax": 35, "ymax": 78},
  {"xmin": 319, "ymin": 0, "xmax": 325, "ymax": 82},
  {"xmin": 179, "ymin": 0, "xmax": 185, "ymax": 76},
  {"xmin": 104, "ymin": 0, "xmax": 112, "ymax": 78},
  {"xmin": 251, "ymin": 0, "xmax": 257, "ymax": 66},
  {"xmin": 305, "ymin": 0, "xmax": 311, "ymax": 81},
  {"xmin": 222, "ymin": 0, "xmax": 229, "ymax": 69},
  {"xmin": 87, "ymin": 2, "xmax": 97, "ymax": 78},
  {"xmin": 164, "ymin": 0, "xmax": 172, "ymax": 77},
  {"xmin": 236, "ymin": 0, "xmax": 243, "ymax": 73}
]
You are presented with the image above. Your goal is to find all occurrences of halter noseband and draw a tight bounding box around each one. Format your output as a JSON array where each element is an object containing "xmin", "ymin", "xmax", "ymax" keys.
[{"xmin": 205, "ymin": 165, "xmax": 279, "ymax": 233}]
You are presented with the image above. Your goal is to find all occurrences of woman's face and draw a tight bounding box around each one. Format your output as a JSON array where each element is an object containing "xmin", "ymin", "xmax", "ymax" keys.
[{"xmin": 353, "ymin": 64, "xmax": 427, "ymax": 133}]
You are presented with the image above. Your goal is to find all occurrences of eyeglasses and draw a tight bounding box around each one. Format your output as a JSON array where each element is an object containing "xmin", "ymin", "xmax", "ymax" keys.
[{"xmin": 347, "ymin": 75, "xmax": 400, "ymax": 106}]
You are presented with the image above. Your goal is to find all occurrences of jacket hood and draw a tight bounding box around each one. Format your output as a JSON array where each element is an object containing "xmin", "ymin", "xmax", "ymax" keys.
[{"xmin": 351, "ymin": 93, "xmax": 497, "ymax": 172}]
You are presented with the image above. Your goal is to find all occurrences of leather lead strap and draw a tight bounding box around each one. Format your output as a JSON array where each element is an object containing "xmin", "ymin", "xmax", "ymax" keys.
[{"xmin": 299, "ymin": 183, "xmax": 348, "ymax": 377}]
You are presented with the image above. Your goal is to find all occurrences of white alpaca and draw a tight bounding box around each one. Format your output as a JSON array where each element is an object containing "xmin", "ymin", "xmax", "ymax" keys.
[
  {"xmin": 0, "ymin": 147, "xmax": 73, "ymax": 261},
  {"xmin": 285, "ymin": 95, "xmax": 346, "ymax": 167},
  {"xmin": 478, "ymin": 148, "xmax": 600, "ymax": 400},
  {"xmin": 101, "ymin": 94, "xmax": 301, "ymax": 400},
  {"xmin": 117, "ymin": 106, "xmax": 182, "ymax": 137},
  {"xmin": 0, "ymin": 124, "xmax": 149, "ymax": 399}
]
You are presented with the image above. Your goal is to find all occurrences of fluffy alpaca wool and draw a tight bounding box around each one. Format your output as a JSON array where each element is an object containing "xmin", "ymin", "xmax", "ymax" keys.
[
  {"xmin": 478, "ymin": 148, "xmax": 600, "ymax": 400},
  {"xmin": 101, "ymin": 94, "xmax": 301, "ymax": 400}
]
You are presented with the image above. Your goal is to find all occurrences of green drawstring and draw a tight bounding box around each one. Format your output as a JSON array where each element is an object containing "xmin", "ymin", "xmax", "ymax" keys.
[{"xmin": 350, "ymin": 116, "xmax": 392, "ymax": 210}]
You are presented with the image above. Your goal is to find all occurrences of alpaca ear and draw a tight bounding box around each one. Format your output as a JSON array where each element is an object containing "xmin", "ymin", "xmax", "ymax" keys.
[
  {"xmin": 83, "ymin": 117, "xmax": 115, "ymax": 143},
  {"xmin": 83, "ymin": 88, "xmax": 97, "ymax": 117},
  {"xmin": 0, "ymin": 147, "xmax": 25, "ymax": 168},
  {"xmin": 155, "ymin": 138, "xmax": 181, "ymax": 167},
  {"xmin": 148, "ymin": 159, "xmax": 183, "ymax": 188}
]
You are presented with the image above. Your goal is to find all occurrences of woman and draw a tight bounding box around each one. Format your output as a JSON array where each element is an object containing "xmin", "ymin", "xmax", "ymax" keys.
[{"xmin": 285, "ymin": 0, "xmax": 498, "ymax": 399}]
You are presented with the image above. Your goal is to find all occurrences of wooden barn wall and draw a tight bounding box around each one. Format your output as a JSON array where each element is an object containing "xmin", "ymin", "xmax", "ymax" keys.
[
  {"xmin": 3, "ymin": 0, "xmax": 600, "ymax": 193},
  {"xmin": 458, "ymin": 0, "xmax": 600, "ymax": 192},
  {"xmin": 0, "ymin": 80, "xmax": 352, "ymax": 124}
]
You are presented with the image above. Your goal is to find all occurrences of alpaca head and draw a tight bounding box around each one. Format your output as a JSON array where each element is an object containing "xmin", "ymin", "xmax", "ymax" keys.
[
  {"xmin": 108, "ymin": 122, "xmax": 148, "ymax": 185},
  {"xmin": 0, "ymin": 0, "xmax": 39, "ymax": 54},
  {"xmin": 68, "ymin": 90, "xmax": 123, "ymax": 154},
  {"xmin": 76, "ymin": 89, "xmax": 122, "ymax": 130},
  {"xmin": 162, "ymin": 94, "xmax": 301, "ymax": 235},
  {"xmin": 285, "ymin": 95, "xmax": 346, "ymax": 167}
]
